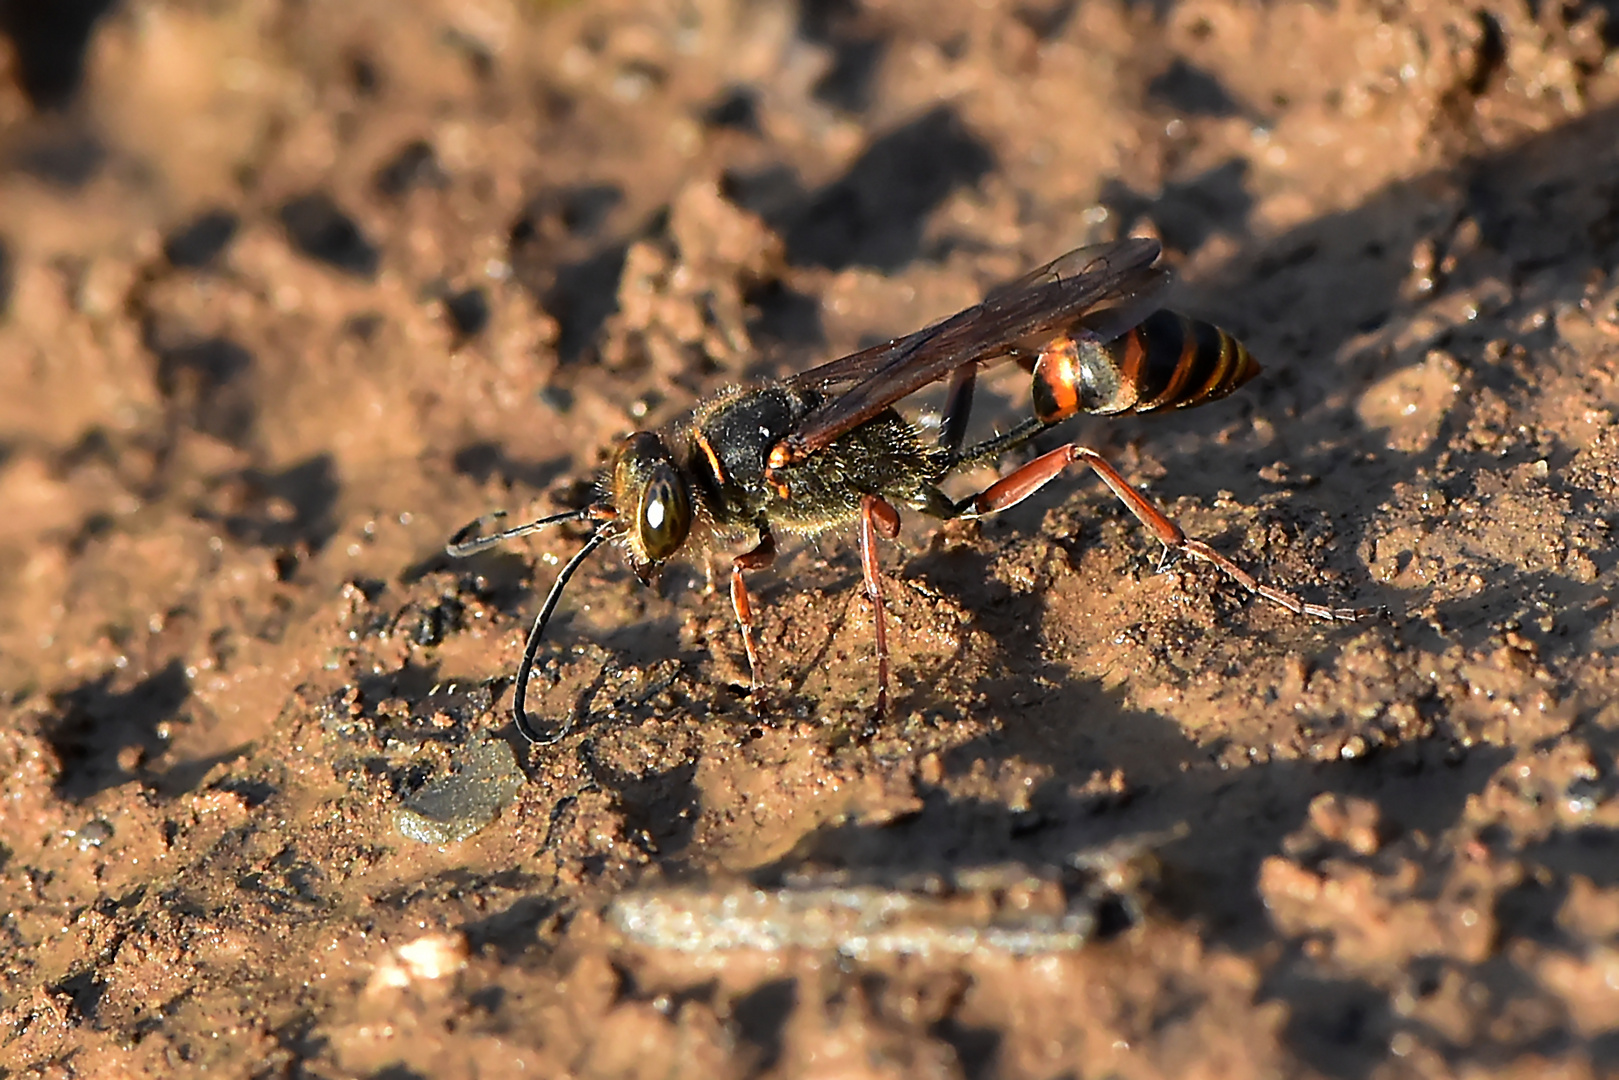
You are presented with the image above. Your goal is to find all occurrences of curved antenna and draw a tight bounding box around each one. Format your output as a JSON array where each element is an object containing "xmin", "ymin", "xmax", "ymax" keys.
[
  {"xmin": 511, "ymin": 528, "xmax": 612, "ymax": 743},
  {"xmin": 446, "ymin": 508, "xmax": 591, "ymax": 558}
]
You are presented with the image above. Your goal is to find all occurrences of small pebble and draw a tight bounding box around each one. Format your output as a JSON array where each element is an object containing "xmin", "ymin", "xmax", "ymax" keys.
[{"xmin": 395, "ymin": 738, "xmax": 525, "ymax": 844}]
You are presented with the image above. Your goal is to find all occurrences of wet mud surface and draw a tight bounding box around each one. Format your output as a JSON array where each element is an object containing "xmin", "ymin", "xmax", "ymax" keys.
[{"xmin": 4, "ymin": 1, "xmax": 1619, "ymax": 1076}]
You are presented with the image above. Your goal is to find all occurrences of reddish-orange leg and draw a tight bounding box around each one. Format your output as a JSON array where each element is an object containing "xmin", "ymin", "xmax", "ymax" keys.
[
  {"xmin": 962, "ymin": 444, "xmax": 1368, "ymax": 621},
  {"xmin": 859, "ymin": 494, "xmax": 903, "ymax": 714},
  {"xmin": 728, "ymin": 528, "xmax": 777, "ymax": 707}
]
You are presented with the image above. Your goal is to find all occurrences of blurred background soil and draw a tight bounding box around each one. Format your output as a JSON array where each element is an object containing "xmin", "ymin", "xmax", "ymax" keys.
[{"xmin": 4, "ymin": 0, "xmax": 1619, "ymax": 1076}]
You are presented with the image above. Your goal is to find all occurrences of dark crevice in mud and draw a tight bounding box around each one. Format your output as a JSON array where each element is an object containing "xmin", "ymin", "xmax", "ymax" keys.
[
  {"xmin": 579, "ymin": 743, "xmax": 701, "ymax": 859},
  {"xmin": 1015, "ymin": 0, "xmax": 1079, "ymax": 40},
  {"xmin": 1099, "ymin": 157, "xmax": 1254, "ymax": 255},
  {"xmin": 931, "ymin": 1014, "xmax": 1002, "ymax": 1080},
  {"xmin": 743, "ymin": 279, "xmax": 826, "ymax": 357},
  {"xmin": 1594, "ymin": 0, "xmax": 1619, "ymax": 47},
  {"xmin": 701, "ymin": 85, "xmax": 761, "ymax": 133},
  {"xmin": 720, "ymin": 164, "xmax": 805, "ymax": 224},
  {"xmin": 369, "ymin": 1065, "xmax": 429, "ymax": 1080},
  {"xmin": 151, "ymin": 333, "xmax": 259, "ymax": 447},
  {"xmin": 732, "ymin": 977, "xmax": 798, "ymax": 1073},
  {"xmin": 1279, "ymin": 952, "xmax": 1599, "ymax": 1074},
  {"xmin": 9, "ymin": 125, "xmax": 108, "ymax": 189},
  {"xmin": 422, "ymin": 547, "xmax": 541, "ymax": 617},
  {"xmin": 162, "ymin": 209, "xmax": 239, "ymax": 270},
  {"xmin": 202, "ymin": 453, "xmax": 342, "ymax": 555},
  {"xmin": 374, "ymin": 138, "xmax": 449, "ymax": 198},
  {"xmin": 441, "ymin": 285, "xmax": 490, "ymax": 338},
  {"xmin": 47, "ymin": 660, "xmax": 191, "ymax": 801},
  {"xmin": 279, "ymin": 192, "xmax": 381, "ymax": 279},
  {"xmin": 1494, "ymin": 873, "xmax": 1577, "ymax": 950},
  {"xmin": 450, "ymin": 442, "xmax": 572, "ymax": 491},
  {"xmin": 462, "ymin": 894, "xmax": 558, "ymax": 960},
  {"xmin": 1146, "ymin": 58, "xmax": 1252, "ymax": 119},
  {"xmin": 544, "ymin": 241, "xmax": 630, "ymax": 364},
  {"xmin": 50, "ymin": 968, "xmax": 109, "ymax": 1023},
  {"xmin": 256, "ymin": 1011, "xmax": 328, "ymax": 1080},
  {"xmin": 1465, "ymin": 10, "xmax": 1509, "ymax": 97},
  {"xmin": 795, "ymin": 0, "xmax": 887, "ymax": 114},
  {"xmin": 0, "ymin": 0, "xmax": 118, "ymax": 110},
  {"xmin": 508, "ymin": 184, "xmax": 633, "ymax": 362},
  {"xmin": 812, "ymin": 35, "xmax": 884, "ymax": 114},
  {"xmin": 781, "ymin": 106, "xmax": 994, "ymax": 271},
  {"xmin": 1520, "ymin": 825, "xmax": 1619, "ymax": 888},
  {"xmin": 1267, "ymin": 971, "xmax": 1393, "ymax": 1080}
]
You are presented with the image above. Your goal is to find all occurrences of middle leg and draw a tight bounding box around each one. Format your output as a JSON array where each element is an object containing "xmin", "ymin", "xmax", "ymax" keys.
[
  {"xmin": 938, "ymin": 364, "xmax": 978, "ymax": 460},
  {"xmin": 859, "ymin": 494, "xmax": 903, "ymax": 714},
  {"xmin": 729, "ymin": 527, "xmax": 778, "ymax": 708}
]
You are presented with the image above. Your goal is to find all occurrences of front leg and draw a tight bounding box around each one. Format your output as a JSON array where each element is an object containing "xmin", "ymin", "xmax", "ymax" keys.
[{"xmin": 728, "ymin": 526, "xmax": 778, "ymax": 709}]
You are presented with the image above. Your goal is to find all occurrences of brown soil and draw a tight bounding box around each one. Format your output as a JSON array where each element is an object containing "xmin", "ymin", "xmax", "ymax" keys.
[{"xmin": 4, "ymin": 1, "xmax": 1619, "ymax": 1076}]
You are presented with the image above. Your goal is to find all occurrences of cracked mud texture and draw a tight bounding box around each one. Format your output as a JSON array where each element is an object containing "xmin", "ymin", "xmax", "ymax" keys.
[{"xmin": 4, "ymin": 0, "xmax": 1619, "ymax": 1077}]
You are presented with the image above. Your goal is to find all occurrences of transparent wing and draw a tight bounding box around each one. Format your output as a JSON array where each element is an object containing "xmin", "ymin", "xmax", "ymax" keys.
[{"xmin": 781, "ymin": 238, "xmax": 1167, "ymax": 459}]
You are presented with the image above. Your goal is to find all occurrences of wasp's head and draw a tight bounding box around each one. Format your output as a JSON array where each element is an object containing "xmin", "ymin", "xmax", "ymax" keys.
[{"xmin": 607, "ymin": 432, "xmax": 693, "ymax": 579}]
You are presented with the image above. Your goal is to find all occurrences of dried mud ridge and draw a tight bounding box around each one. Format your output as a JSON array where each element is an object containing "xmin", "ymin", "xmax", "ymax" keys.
[{"xmin": 3, "ymin": 1, "xmax": 1619, "ymax": 1077}]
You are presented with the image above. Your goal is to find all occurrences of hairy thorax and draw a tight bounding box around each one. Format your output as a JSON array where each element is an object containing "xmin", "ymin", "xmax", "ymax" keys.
[{"xmin": 679, "ymin": 381, "xmax": 943, "ymax": 536}]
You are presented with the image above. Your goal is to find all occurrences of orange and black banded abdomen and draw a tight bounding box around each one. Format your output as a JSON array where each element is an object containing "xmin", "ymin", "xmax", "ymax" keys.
[{"xmin": 1032, "ymin": 309, "xmax": 1261, "ymax": 423}]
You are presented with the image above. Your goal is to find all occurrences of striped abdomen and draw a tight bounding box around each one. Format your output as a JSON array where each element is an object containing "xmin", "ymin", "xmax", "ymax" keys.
[{"xmin": 1031, "ymin": 309, "xmax": 1261, "ymax": 422}]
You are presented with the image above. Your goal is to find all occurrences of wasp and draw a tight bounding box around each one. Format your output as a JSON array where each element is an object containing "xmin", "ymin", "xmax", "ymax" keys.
[{"xmin": 450, "ymin": 238, "xmax": 1369, "ymax": 742}]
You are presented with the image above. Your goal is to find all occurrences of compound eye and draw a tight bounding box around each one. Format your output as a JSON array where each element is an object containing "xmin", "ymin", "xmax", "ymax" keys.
[{"xmin": 638, "ymin": 466, "xmax": 691, "ymax": 563}]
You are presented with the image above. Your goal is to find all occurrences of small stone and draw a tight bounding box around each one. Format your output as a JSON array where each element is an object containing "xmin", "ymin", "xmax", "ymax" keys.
[{"xmin": 395, "ymin": 738, "xmax": 525, "ymax": 844}]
